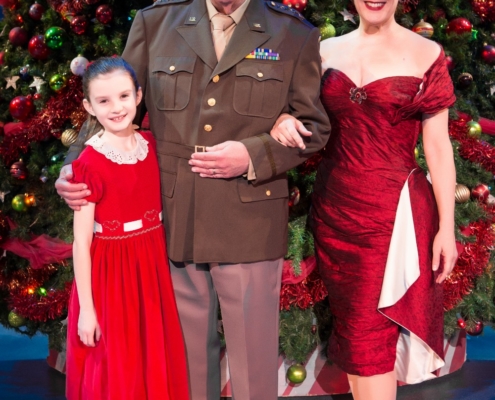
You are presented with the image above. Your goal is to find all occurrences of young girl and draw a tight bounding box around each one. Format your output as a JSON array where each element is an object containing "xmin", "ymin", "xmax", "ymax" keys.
[{"xmin": 66, "ymin": 57, "xmax": 189, "ymax": 400}]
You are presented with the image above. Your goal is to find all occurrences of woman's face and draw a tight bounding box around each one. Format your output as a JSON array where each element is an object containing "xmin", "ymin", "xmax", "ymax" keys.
[{"xmin": 353, "ymin": 0, "xmax": 399, "ymax": 26}]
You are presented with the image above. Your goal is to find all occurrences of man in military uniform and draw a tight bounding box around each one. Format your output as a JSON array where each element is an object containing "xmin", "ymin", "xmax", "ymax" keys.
[{"xmin": 57, "ymin": 0, "xmax": 330, "ymax": 398}]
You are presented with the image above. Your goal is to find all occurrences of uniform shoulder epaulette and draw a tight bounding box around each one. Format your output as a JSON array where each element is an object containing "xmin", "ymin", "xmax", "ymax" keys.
[
  {"xmin": 149, "ymin": 0, "xmax": 189, "ymax": 7},
  {"xmin": 265, "ymin": 1, "xmax": 313, "ymax": 28}
]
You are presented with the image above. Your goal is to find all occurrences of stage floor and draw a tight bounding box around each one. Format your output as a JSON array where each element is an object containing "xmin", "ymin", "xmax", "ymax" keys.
[{"xmin": 1, "ymin": 325, "xmax": 494, "ymax": 399}]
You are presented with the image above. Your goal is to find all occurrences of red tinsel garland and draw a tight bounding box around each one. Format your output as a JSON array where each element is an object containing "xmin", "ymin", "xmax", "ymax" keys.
[
  {"xmin": 0, "ymin": 76, "xmax": 84, "ymax": 165},
  {"xmin": 471, "ymin": 0, "xmax": 495, "ymax": 22},
  {"xmin": 444, "ymin": 219, "xmax": 495, "ymax": 311},
  {"xmin": 280, "ymin": 261, "xmax": 328, "ymax": 311},
  {"xmin": 449, "ymin": 117, "xmax": 495, "ymax": 175},
  {"xmin": 9, "ymin": 281, "xmax": 71, "ymax": 322},
  {"xmin": 48, "ymin": 0, "xmax": 86, "ymax": 15},
  {"xmin": 0, "ymin": 263, "xmax": 58, "ymax": 292}
]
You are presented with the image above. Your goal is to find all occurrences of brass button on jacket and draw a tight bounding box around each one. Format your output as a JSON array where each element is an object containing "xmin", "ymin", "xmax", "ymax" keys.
[
  {"xmin": 212, "ymin": 75, "xmax": 220, "ymax": 83},
  {"xmin": 207, "ymin": 98, "xmax": 216, "ymax": 107},
  {"xmin": 204, "ymin": 124, "xmax": 213, "ymax": 132},
  {"xmin": 169, "ymin": 65, "xmax": 176, "ymax": 71}
]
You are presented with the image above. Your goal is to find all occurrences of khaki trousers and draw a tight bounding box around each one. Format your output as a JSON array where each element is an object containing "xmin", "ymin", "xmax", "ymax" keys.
[{"xmin": 169, "ymin": 258, "xmax": 283, "ymax": 400}]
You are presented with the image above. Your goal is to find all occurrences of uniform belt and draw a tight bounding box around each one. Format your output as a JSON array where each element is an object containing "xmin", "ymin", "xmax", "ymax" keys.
[{"xmin": 156, "ymin": 141, "xmax": 206, "ymax": 159}]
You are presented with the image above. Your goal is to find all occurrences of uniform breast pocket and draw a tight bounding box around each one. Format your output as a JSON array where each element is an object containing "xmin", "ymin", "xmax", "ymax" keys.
[
  {"xmin": 151, "ymin": 56, "xmax": 196, "ymax": 111},
  {"xmin": 233, "ymin": 62, "xmax": 284, "ymax": 119}
]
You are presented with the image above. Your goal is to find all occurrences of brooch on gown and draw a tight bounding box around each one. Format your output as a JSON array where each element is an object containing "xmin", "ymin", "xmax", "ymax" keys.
[{"xmin": 349, "ymin": 87, "xmax": 367, "ymax": 104}]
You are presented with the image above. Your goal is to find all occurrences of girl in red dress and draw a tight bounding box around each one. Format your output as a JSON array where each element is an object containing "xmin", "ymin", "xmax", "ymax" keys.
[
  {"xmin": 66, "ymin": 57, "xmax": 189, "ymax": 400},
  {"xmin": 270, "ymin": 1, "xmax": 457, "ymax": 399}
]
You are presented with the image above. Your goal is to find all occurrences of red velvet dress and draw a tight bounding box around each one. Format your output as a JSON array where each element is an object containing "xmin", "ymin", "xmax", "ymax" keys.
[
  {"xmin": 66, "ymin": 131, "xmax": 189, "ymax": 400},
  {"xmin": 312, "ymin": 51, "xmax": 456, "ymax": 382}
]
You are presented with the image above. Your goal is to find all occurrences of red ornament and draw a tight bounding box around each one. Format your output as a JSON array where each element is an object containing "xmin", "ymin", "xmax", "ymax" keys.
[
  {"xmin": 289, "ymin": 186, "xmax": 301, "ymax": 207},
  {"xmin": 28, "ymin": 3, "xmax": 44, "ymax": 21},
  {"xmin": 10, "ymin": 160, "xmax": 27, "ymax": 179},
  {"xmin": 457, "ymin": 317, "xmax": 466, "ymax": 329},
  {"xmin": 95, "ymin": 5, "xmax": 113, "ymax": 24},
  {"xmin": 9, "ymin": 96, "xmax": 34, "ymax": 121},
  {"xmin": 481, "ymin": 44, "xmax": 495, "ymax": 64},
  {"xmin": 28, "ymin": 35, "xmax": 50, "ymax": 60},
  {"xmin": 0, "ymin": 211, "xmax": 10, "ymax": 244},
  {"xmin": 0, "ymin": 51, "xmax": 4, "ymax": 66},
  {"xmin": 471, "ymin": 184, "xmax": 490, "ymax": 202},
  {"xmin": 445, "ymin": 55, "xmax": 455, "ymax": 71},
  {"xmin": 33, "ymin": 93, "xmax": 42, "ymax": 100},
  {"xmin": 471, "ymin": 0, "xmax": 495, "ymax": 22},
  {"xmin": 446, "ymin": 18, "xmax": 472, "ymax": 35},
  {"xmin": 466, "ymin": 321, "xmax": 484, "ymax": 336},
  {"xmin": 70, "ymin": 15, "xmax": 89, "ymax": 35},
  {"xmin": 8, "ymin": 27, "xmax": 29, "ymax": 47},
  {"xmin": 282, "ymin": 0, "xmax": 307, "ymax": 12}
]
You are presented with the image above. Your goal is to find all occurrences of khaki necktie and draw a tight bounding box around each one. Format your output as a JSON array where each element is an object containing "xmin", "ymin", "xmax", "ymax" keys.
[{"xmin": 211, "ymin": 13, "xmax": 235, "ymax": 61}]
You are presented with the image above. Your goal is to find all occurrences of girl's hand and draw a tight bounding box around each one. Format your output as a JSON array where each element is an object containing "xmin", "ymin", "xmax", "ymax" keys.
[
  {"xmin": 78, "ymin": 308, "xmax": 101, "ymax": 347},
  {"xmin": 270, "ymin": 113, "xmax": 312, "ymax": 150},
  {"xmin": 432, "ymin": 229, "xmax": 458, "ymax": 284}
]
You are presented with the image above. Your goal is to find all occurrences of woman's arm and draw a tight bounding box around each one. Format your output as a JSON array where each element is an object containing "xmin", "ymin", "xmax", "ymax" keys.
[
  {"xmin": 73, "ymin": 202, "xmax": 101, "ymax": 346},
  {"xmin": 422, "ymin": 108, "xmax": 458, "ymax": 283}
]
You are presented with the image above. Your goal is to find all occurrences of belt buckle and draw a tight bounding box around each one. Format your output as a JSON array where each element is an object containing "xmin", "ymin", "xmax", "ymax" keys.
[{"xmin": 195, "ymin": 145, "xmax": 206, "ymax": 153}]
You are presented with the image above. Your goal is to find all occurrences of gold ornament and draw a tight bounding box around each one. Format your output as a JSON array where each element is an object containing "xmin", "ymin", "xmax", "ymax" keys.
[
  {"xmin": 412, "ymin": 19, "xmax": 434, "ymax": 38},
  {"xmin": 466, "ymin": 120, "xmax": 482, "ymax": 139},
  {"xmin": 414, "ymin": 147, "xmax": 419, "ymax": 159},
  {"xmin": 8, "ymin": 310, "xmax": 26, "ymax": 328},
  {"xmin": 61, "ymin": 128, "xmax": 78, "ymax": 147},
  {"xmin": 455, "ymin": 184, "xmax": 471, "ymax": 203},
  {"xmin": 24, "ymin": 193, "xmax": 36, "ymax": 207},
  {"xmin": 287, "ymin": 363, "xmax": 307, "ymax": 384}
]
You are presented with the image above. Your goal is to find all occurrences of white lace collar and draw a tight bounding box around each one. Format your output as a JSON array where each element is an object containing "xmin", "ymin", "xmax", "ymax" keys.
[{"xmin": 85, "ymin": 130, "xmax": 149, "ymax": 165}]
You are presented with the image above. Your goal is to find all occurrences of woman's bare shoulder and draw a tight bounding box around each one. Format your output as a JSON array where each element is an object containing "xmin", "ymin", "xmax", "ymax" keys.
[{"xmin": 320, "ymin": 31, "xmax": 356, "ymax": 70}]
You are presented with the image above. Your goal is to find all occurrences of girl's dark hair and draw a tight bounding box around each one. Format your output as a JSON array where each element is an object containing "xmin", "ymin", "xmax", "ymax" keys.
[
  {"xmin": 82, "ymin": 56, "xmax": 139, "ymax": 100},
  {"xmin": 81, "ymin": 56, "xmax": 140, "ymax": 137}
]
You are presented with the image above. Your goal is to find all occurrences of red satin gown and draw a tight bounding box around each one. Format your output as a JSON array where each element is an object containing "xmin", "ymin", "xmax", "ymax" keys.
[
  {"xmin": 312, "ymin": 51, "xmax": 456, "ymax": 382},
  {"xmin": 66, "ymin": 131, "xmax": 189, "ymax": 400}
]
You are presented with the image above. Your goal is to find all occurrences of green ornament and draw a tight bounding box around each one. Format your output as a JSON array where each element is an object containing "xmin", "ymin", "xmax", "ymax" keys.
[
  {"xmin": 12, "ymin": 194, "xmax": 28, "ymax": 212},
  {"xmin": 466, "ymin": 120, "xmax": 482, "ymax": 139},
  {"xmin": 287, "ymin": 363, "xmax": 307, "ymax": 384},
  {"xmin": 8, "ymin": 310, "xmax": 26, "ymax": 328},
  {"xmin": 320, "ymin": 23, "xmax": 336, "ymax": 40},
  {"xmin": 45, "ymin": 27, "xmax": 66, "ymax": 50},
  {"xmin": 38, "ymin": 287, "xmax": 47, "ymax": 296},
  {"xmin": 49, "ymin": 74, "xmax": 67, "ymax": 92}
]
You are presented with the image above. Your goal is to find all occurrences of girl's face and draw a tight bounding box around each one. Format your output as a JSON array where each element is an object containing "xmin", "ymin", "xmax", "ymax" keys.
[
  {"xmin": 83, "ymin": 70, "xmax": 142, "ymax": 136},
  {"xmin": 354, "ymin": 0, "xmax": 399, "ymax": 27}
]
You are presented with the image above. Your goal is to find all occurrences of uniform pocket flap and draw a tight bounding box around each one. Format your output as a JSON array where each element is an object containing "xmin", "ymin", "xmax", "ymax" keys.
[
  {"xmin": 153, "ymin": 56, "xmax": 196, "ymax": 75},
  {"xmin": 236, "ymin": 63, "xmax": 284, "ymax": 82},
  {"xmin": 237, "ymin": 177, "xmax": 288, "ymax": 202},
  {"xmin": 160, "ymin": 171, "xmax": 177, "ymax": 198}
]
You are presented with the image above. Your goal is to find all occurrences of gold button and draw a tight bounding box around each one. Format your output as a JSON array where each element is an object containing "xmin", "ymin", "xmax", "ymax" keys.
[
  {"xmin": 169, "ymin": 66, "xmax": 176, "ymax": 71},
  {"xmin": 207, "ymin": 98, "xmax": 216, "ymax": 107},
  {"xmin": 204, "ymin": 124, "xmax": 212, "ymax": 132},
  {"xmin": 257, "ymin": 72, "xmax": 263, "ymax": 78},
  {"xmin": 266, "ymin": 190, "xmax": 271, "ymax": 196},
  {"xmin": 212, "ymin": 75, "xmax": 220, "ymax": 83}
]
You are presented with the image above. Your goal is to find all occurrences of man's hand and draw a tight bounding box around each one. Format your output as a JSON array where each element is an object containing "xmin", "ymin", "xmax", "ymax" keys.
[
  {"xmin": 189, "ymin": 141, "xmax": 250, "ymax": 179},
  {"xmin": 55, "ymin": 164, "xmax": 91, "ymax": 211}
]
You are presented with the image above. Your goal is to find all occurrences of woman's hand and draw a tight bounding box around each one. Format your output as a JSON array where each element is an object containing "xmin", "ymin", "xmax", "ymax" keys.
[
  {"xmin": 270, "ymin": 113, "xmax": 312, "ymax": 150},
  {"xmin": 432, "ymin": 229, "xmax": 458, "ymax": 284},
  {"xmin": 78, "ymin": 308, "xmax": 101, "ymax": 347}
]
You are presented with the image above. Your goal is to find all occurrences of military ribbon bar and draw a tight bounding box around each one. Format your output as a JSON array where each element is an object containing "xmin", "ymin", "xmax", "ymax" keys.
[{"xmin": 245, "ymin": 48, "xmax": 280, "ymax": 60}]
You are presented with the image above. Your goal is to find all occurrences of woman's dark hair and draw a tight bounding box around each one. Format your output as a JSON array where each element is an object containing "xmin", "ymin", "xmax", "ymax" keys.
[
  {"xmin": 81, "ymin": 56, "xmax": 140, "ymax": 138},
  {"xmin": 82, "ymin": 56, "xmax": 139, "ymax": 100}
]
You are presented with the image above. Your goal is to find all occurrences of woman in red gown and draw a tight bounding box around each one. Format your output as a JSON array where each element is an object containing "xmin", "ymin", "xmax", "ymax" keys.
[{"xmin": 271, "ymin": 1, "xmax": 457, "ymax": 399}]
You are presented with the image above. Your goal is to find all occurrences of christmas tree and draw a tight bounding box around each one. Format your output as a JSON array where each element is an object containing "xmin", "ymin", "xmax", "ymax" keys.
[
  {"xmin": 279, "ymin": 0, "xmax": 495, "ymax": 370},
  {"xmin": 0, "ymin": 0, "xmax": 152, "ymax": 350}
]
